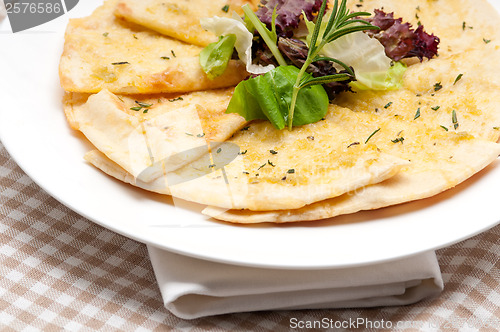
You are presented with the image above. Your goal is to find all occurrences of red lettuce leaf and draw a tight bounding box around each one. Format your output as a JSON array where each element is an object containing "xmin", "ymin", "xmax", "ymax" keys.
[
  {"xmin": 366, "ymin": 9, "xmax": 439, "ymax": 61},
  {"xmin": 256, "ymin": 0, "xmax": 325, "ymax": 35}
]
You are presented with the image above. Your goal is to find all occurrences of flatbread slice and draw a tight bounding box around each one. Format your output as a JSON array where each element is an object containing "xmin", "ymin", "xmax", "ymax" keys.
[
  {"xmin": 84, "ymin": 149, "xmax": 173, "ymax": 195},
  {"xmin": 63, "ymin": 88, "xmax": 246, "ymax": 182},
  {"xmin": 115, "ymin": 0, "xmax": 260, "ymax": 47},
  {"xmin": 352, "ymin": 0, "xmax": 500, "ymax": 58},
  {"xmin": 201, "ymin": 13, "xmax": 500, "ymax": 223},
  {"xmin": 337, "ymin": 46, "xmax": 500, "ymax": 144},
  {"xmin": 78, "ymin": 102, "xmax": 409, "ymax": 211},
  {"xmin": 59, "ymin": 0, "xmax": 248, "ymax": 94},
  {"xmin": 203, "ymin": 117, "xmax": 500, "ymax": 223}
]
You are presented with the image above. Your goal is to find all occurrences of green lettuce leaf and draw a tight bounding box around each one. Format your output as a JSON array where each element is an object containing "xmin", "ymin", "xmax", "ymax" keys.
[
  {"xmin": 351, "ymin": 61, "xmax": 407, "ymax": 91},
  {"xmin": 304, "ymin": 18, "xmax": 407, "ymax": 91},
  {"xmin": 226, "ymin": 66, "xmax": 329, "ymax": 130},
  {"xmin": 200, "ymin": 15, "xmax": 275, "ymax": 75},
  {"xmin": 199, "ymin": 34, "xmax": 237, "ymax": 80}
]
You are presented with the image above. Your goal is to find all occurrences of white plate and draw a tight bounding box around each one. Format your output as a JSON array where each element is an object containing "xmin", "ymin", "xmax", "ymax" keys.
[{"xmin": 1, "ymin": 0, "xmax": 499, "ymax": 270}]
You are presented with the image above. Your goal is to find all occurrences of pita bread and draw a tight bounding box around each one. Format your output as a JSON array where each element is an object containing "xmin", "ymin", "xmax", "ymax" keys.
[
  {"xmin": 351, "ymin": 0, "xmax": 500, "ymax": 57},
  {"xmin": 115, "ymin": 0, "xmax": 260, "ymax": 47},
  {"xmin": 62, "ymin": 0, "xmax": 500, "ymax": 222},
  {"xmin": 84, "ymin": 149, "xmax": 173, "ymax": 195},
  {"xmin": 203, "ymin": 43, "xmax": 500, "ymax": 222},
  {"xmin": 203, "ymin": 121, "xmax": 500, "ymax": 222},
  {"xmin": 59, "ymin": 0, "xmax": 248, "ymax": 94},
  {"xmin": 63, "ymin": 88, "xmax": 246, "ymax": 182},
  {"xmin": 72, "ymin": 94, "xmax": 408, "ymax": 210}
]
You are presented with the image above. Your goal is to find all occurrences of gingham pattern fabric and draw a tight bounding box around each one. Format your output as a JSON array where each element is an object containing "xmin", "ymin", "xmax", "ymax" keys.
[{"xmin": 1, "ymin": 141, "xmax": 499, "ymax": 331}]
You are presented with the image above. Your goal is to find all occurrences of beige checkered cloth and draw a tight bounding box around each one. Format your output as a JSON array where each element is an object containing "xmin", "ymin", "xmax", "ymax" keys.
[{"xmin": 1, "ymin": 141, "xmax": 499, "ymax": 331}]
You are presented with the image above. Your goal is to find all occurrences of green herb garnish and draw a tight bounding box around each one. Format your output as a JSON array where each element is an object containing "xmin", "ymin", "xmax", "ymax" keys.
[
  {"xmin": 222, "ymin": 4, "xmax": 230, "ymax": 13},
  {"xmin": 287, "ymin": 169, "xmax": 295, "ymax": 174},
  {"xmin": 431, "ymin": 106, "xmax": 441, "ymax": 111},
  {"xmin": 453, "ymin": 74, "xmax": 463, "ymax": 85},
  {"xmin": 434, "ymin": 82, "xmax": 443, "ymax": 91},
  {"xmin": 168, "ymin": 97, "xmax": 183, "ymax": 102},
  {"xmin": 452, "ymin": 110, "xmax": 459, "ymax": 130},
  {"xmin": 365, "ymin": 128, "xmax": 381, "ymax": 144},
  {"xmin": 131, "ymin": 101, "xmax": 153, "ymax": 112},
  {"xmin": 112, "ymin": 61, "xmax": 130, "ymax": 65},
  {"xmin": 391, "ymin": 137, "xmax": 405, "ymax": 144},
  {"xmin": 135, "ymin": 101, "xmax": 152, "ymax": 108},
  {"xmin": 384, "ymin": 102, "xmax": 393, "ymax": 109},
  {"xmin": 440, "ymin": 125, "xmax": 449, "ymax": 131},
  {"xmin": 414, "ymin": 108, "xmax": 421, "ymax": 120},
  {"xmin": 270, "ymin": 150, "xmax": 278, "ymax": 155}
]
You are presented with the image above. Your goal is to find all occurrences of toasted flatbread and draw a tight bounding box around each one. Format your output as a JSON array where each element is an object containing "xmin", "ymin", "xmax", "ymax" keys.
[
  {"xmin": 63, "ymin": 88, "xmax": 246, "ymax": 181},
  {"xmin": 203, "ymin": 122, "xmax": 500, "ymax": 222},
  {"xmin": 115, "ymin": 0, "xmax": 260, "ymax": 47},
  {"xmin": 59, "ymin": 0, "xmax": 248, "ymax": 94},
  {"xmin": 62, "ymin": 0, "xmax": 500, "ymax": 223},
  {"xmin": 79, "ymin": 103, "xmax": 408, "ymax": 210},
  {"xmin": 203, "ymin": 44, "xmax": 500, "ymax": 222},
  {"xmin": 350, "ymin": 0, "xmax": 500, "ymax": 57}
]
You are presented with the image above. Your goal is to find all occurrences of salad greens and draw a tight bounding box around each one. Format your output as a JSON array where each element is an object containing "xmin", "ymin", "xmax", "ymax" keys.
[
  {"xmin": 199, "ymin": 34, "xmax": 237, "ymax": 79},
  {"xmin": 200, "ymin": 15, "xmax": 275, "ymax": 75},
  {"xmin": 285, "ymin": 0, "xmax": 378, "ymax": 129},
  {"xmin": 242, "ymin": 5, "xmax": 287, "ymax": 67},
  {"xmin": 366, "ymin": 9, "xmax": 440, "ymax": 61},
  {"xmin": 227, "ymin": 66, "xmax": 329, "ymax": 130},
  {"xmin": 256, "ymin": 0, "xmax": 323, "ymax": 35},
  {"xmin": 200, "ymin": 0, "xmax": 440, "ymax": 130}
]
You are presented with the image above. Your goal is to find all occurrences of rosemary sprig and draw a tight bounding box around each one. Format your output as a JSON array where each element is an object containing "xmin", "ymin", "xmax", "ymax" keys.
[{"xmin": 287, "ymin": 0, "xmax": 379, "ymax": 129}]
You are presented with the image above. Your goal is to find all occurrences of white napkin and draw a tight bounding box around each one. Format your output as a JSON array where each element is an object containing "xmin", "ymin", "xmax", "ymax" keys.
[{"xmin": 148, "ymin": 246, "xmax": 443, "ymax": 319}]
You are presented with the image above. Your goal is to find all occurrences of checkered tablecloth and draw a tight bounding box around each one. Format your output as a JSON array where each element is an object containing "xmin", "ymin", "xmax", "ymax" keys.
[{"xmin": 0, "ymin": 141, "xmax": 499, "ymax": 331}]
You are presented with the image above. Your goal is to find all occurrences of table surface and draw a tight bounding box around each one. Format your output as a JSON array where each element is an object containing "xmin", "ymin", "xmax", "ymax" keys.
[{"xmin": 0, "ymin": 141, "xmax": 499, "ymax": 331}]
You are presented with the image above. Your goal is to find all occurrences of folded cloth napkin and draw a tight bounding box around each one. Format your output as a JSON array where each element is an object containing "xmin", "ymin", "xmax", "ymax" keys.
[{"xmin": 148, "ymin": 246, "xmax": 444, "ymax": 319}]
